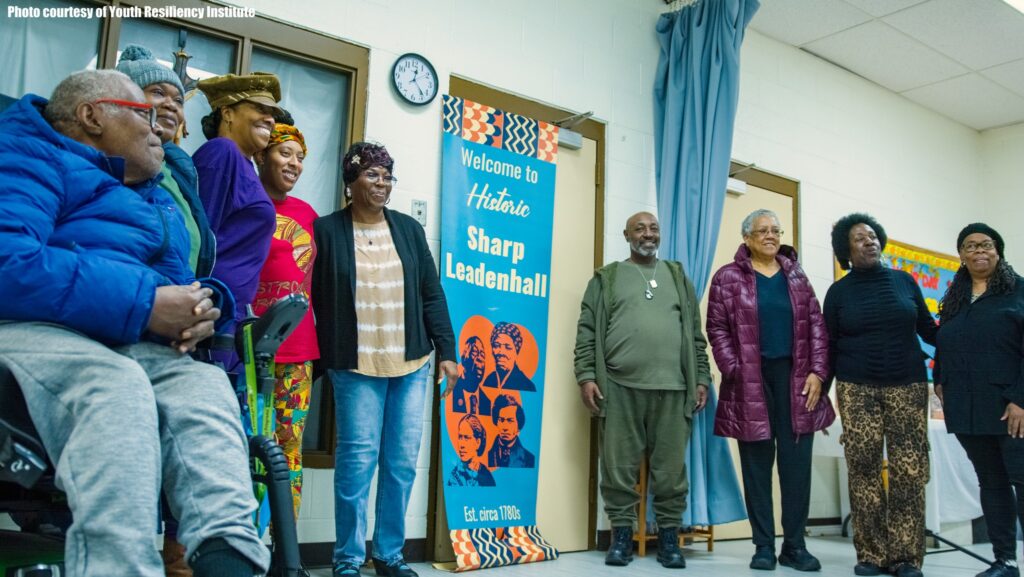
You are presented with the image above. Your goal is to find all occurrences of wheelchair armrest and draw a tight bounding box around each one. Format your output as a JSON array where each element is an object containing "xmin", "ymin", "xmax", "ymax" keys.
[
  {"xmin": 0, "ymin": 364, "xmax": 51, "ymax": 488},
  {"xmin": 243, "ymin": 293, "xmax": 309, "ymax": 357}
]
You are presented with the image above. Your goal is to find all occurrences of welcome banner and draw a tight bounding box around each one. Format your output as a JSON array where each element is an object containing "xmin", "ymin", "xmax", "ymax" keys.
[{"xmin": 438, "ymin": 95, "xmax": 559, "ymax": 571}]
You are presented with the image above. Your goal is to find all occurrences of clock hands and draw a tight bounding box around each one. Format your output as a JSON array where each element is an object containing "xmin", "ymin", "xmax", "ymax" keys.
[
  {"xmin": 401, "ymin": 67, "xmax": 424, "ymax": 99},
  {"xmin": 410, "ymin": 68, "xmax": 425, "ymax": 98}
]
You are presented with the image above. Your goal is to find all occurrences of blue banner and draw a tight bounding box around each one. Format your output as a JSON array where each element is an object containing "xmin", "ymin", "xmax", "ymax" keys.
[{"xmin": 439, "ymin": 95, "xmax": 559, "ymax": 571}]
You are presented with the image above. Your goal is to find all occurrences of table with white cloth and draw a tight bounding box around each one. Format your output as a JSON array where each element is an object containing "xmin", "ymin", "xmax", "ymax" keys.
[{"xmin": 814, "ymin": 417, "xmax": 982, "ymax": 535}]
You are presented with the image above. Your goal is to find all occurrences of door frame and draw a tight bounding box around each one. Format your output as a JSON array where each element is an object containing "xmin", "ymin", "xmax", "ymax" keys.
[{"xmin": 728, "ymin": 161, "xmax": 801, "ymax": 247}]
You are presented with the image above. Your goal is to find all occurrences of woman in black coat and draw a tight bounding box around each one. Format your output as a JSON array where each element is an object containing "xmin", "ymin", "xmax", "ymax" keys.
[
  {"xmin": 936, "ymin": 223, "xmax": 1024, "ymax": 577},
  {"xmin": 824, "ymin": 214, "xmax": 937, "ymax": 577}
]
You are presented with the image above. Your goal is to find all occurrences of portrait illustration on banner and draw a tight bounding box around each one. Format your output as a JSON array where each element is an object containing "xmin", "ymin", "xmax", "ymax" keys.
[{"xmin": 445, "ymin": 315, "xmax": 540, "ymax": 490}]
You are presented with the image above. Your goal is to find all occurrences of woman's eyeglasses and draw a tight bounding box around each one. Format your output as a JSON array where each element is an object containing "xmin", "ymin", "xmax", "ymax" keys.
[
  {"xmin": 364, "ymin": 170, "xmax": 398, "ymax": 186},
  {"xmin": 93, "ymin": 99, "xmax": 157, "ymax": 129},
  {"xmin": 751, "ymin": 227, "xmax": 784, "ymax": 238},
  {"xmin": 962, "ymin": 240, "xmax": 996, "ymax": 253}
]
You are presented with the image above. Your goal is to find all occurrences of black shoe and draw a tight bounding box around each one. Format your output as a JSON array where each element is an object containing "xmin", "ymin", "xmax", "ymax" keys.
[
  {"xmin": 854, "ymin": 562, "xmax": 883, "ymax": 576},
  {"xmin": 372, "ymin": 557, "xmax": 418, "ymax": 577},
  {"xmin": 333, "ymin": 562, "xmax": 361, "ymax": 577},
  {"xmin": 978, "ymin": 560, "xmax": 1021, "ymax": 577},
  {"xmin": 656, "ymin": 527, "xmax": 686, "ymax": 569},
  {"xmin": 891, "ymin": 562, "xmax": 923, "ymax": 577},
  {"xmin": 750, "ymin": 546, "xmax": 777, "ymax": 570},
  {"xmin": 605, "ymin": 526, "xmax": 634, "ymax": 566},
  {"xmin": 778, "ymin": 546, "xmax": 821, "ymax": 572}
]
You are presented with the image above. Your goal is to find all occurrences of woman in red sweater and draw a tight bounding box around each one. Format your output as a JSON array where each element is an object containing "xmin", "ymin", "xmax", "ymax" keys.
[{"xmin": 253, "ymin": 124, "xmax": 319, "ymax": 520}]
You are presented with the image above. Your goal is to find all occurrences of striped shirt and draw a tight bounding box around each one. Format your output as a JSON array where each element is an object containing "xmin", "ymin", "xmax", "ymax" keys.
[{"xmin": 353, "ymin": 220, "xmax": 429, "ymax": 377}]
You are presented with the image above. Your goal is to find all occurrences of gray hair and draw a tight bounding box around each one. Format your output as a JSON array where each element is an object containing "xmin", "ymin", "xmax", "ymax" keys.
[
  {"xmin": 741, "ymin": 209, "xmax": 780, "ymax": 237},
  {"xmin": 44, "ymin": 69, "xmax": 134, "ymax": 130}
]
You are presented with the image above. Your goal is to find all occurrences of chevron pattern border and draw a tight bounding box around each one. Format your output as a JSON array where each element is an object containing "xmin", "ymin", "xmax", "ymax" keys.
[
  {"xmin": 450, "ymin": 525, "xmax": 558, "ymax": 572},
  {"xmin": 451, "ymin": 529, "xmax": 481, "ymax": 572},
  {"xmin": 501, "ymin": 112, "xmax": 538, "ymax": 157},
  {"xmin": 442, "ymin": 95, "xmax": 463, "ymax": 135},
  {"xmin": 441, "ymin": 95, "xmax": 559, "ymax": 163}
]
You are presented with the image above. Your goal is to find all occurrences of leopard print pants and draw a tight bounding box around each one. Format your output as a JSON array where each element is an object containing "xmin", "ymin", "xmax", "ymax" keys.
[{"xmin": 837, "ymin": 380, "xmax": 929, "ymax": 570}]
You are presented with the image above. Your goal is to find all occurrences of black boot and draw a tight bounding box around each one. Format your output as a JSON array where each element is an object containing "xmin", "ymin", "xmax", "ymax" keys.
[
  {"xmin": 778, "ymin": 546, "xmax": 821, "ymax": 572},
  {"xmin": 605, "ymin": 526, "xmax": 634, "ymax": 566},
  {"xmin": 750, "ymin": 545, "xmax": 777, "ymax": 570},
  {"xmin": 372, "ymin": 557, "xmax": 418, "ymax": 577},
  {"xmin": 891, "ymin": 562, "xmax": 923, "ymax": 577},
  {"xmin": 854, "ymin": 562, "xmax": 883, "ymax": 576},
  {"xmin": 977, "ymin": 560, "xmax": 1020, "ymax": 577},
  {"xmin": 656, "ymin": 527, "xmax": 686, "ymax": 569}
]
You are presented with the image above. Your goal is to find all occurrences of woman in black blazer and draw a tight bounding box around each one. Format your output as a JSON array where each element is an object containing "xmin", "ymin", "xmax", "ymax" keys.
[
  {"xmin": 936, "ymin": 223, "xmax": 1024, "ymax": 577},
  {"xmin": 311, "ymin": 142, "xmax": 458, "ymax": 577}
]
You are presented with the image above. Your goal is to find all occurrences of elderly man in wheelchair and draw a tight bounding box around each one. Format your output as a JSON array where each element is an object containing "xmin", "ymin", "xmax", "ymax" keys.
[{"xmin": 0, "ymin": 69, "xmax": 297, "ymax": 577}]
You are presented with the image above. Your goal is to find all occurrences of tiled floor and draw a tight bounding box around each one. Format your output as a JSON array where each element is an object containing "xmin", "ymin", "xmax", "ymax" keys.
[{"xmin": 309, "ymin": 535, "xmax": 996, "ymax": 576}]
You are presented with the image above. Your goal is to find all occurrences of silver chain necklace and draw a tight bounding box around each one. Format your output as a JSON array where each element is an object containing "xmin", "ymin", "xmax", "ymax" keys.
[{"xmin": 632, "ymin": 260, "xmax": 659, "ymax": 300}]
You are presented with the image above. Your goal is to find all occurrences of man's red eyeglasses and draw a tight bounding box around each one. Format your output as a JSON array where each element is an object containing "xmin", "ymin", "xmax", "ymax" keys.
[{"xmin": 93, "ymin": 99, "xmax": 157, "ymax": 129}]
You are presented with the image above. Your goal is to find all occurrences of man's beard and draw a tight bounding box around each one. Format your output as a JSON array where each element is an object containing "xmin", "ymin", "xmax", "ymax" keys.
[{"xmin": 632, "ymin": 241, "xmax": 658, "ymax": 257}]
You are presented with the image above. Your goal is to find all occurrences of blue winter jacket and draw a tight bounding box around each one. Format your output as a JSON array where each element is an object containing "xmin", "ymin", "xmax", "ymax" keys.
[{"xmin": 0, "ymin": 94, "xmax": 196, "ymax": 345}]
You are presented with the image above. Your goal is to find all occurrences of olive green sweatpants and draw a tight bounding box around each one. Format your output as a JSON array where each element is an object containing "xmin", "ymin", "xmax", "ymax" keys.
[{"xmin": 598, "ymin": 379, "xmax": 691, "ymax": 528}]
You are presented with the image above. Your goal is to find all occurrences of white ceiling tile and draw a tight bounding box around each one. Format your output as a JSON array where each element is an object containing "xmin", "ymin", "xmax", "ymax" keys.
[
  {"xmin": 841, "ymin": 0, "xmax": 928, "ymax": 17},
  {"xmin": 750, "ymin": 0, "xmax": 873, "ymax": 46},
  {"xmin": 751, "ymin": 0, "xmax": 1024, "ymax": 129},
  {"xmin": 883, "ymin": 0, "xmax": 1024, "ymax": 69},
  {"xmin": 803, "ymin": 20, "xmax": 968, "ymax": 92},
  {"xmin": 982, "ymin": 58, "xmax": 1024, "ymax": 98},
  {"xmin": 901, "ymin": 73, "xmax": 1024, "ymax": 130}
]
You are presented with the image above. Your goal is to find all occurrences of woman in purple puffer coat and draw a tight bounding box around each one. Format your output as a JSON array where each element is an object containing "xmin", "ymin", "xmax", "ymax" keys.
[{"xmin": 707, "ymin": 208, "xmax": 834, "ymax": 573}]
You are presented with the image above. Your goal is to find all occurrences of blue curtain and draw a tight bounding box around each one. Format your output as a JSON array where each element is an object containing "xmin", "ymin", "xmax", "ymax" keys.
[{"xmin": 652, "ymin": 0, "xmax": 759, "ymax": 528}]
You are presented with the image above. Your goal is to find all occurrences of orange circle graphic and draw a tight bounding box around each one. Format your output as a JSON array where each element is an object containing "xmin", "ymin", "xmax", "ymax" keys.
[{"xmin": 444, "ymin": 315, "xmax": 539, "ymax": 473}]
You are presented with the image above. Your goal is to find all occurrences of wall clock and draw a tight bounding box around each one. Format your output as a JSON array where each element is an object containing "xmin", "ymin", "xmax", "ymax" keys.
[{"xmin": 391, "ymin": 53, "xmax": 438, "ymax": 106}]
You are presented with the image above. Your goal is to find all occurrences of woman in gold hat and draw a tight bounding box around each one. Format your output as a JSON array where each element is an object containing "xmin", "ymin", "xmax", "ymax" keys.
[{"xmin": 193, "ymin": 72, "xmax": 282, "ymax": 367}]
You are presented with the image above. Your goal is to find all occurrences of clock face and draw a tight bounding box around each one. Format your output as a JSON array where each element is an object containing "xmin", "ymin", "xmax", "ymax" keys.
[{"xmin": 392, "ymin": 53, "xmax": 438, "ymax": 106}]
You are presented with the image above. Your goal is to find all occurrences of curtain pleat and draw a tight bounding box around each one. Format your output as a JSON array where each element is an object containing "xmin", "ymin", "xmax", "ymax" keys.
[{"xmin": 651, "ymin": 0, "xmax": 760, "ymax": 527}]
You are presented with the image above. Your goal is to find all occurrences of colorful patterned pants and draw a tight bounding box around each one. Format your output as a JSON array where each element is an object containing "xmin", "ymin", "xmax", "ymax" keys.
[
  {"xmin": 837, "ymin": 380, "xmax": 929, "ymax": 570},
  {"xmin": 274, "ymin": 361, "xmax": 313, "ymax": 520}
]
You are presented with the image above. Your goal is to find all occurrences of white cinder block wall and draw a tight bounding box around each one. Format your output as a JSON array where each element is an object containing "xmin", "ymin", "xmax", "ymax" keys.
[
  {"xmin": 231, "ymin": 0, "xmax": 1016, "ymax": 543},
  {"xmin": 735, "ymin": 31, "xmax": 984, "ymax": 293},
  {"xmin": 981, "ymin": 123, "xmax": 1024, "ymax": 259}
]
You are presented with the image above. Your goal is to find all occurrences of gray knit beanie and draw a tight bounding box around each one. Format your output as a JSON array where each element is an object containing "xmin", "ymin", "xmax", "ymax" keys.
[{"xmin": 115, "ymin": 45, "xmax": 185, "ymax": 96}]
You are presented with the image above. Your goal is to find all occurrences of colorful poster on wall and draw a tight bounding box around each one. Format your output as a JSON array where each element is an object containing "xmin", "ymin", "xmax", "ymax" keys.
[
  {"xmin": 835, "ymin": 238, "xmax": 959, "ymax": 379},
  {"xmin": 438, "ymin": 95, "xmax": 559, "ymax": 571}
]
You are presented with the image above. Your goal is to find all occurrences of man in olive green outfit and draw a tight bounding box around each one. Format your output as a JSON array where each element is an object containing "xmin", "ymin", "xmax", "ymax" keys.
[{"xmin": 574, "ymin": 212, "xmax": 711, "ymax": 569}]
